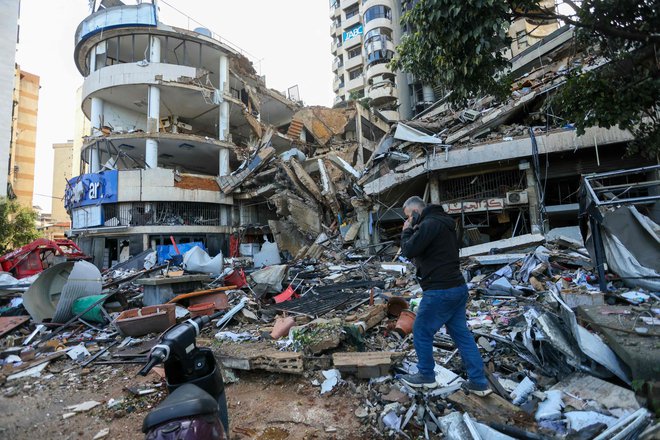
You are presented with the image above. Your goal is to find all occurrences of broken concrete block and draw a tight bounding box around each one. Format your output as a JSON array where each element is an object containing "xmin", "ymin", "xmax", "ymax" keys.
[{"xmin": 332, "ymin": 352, "xmax": 400, "ymax": 379}]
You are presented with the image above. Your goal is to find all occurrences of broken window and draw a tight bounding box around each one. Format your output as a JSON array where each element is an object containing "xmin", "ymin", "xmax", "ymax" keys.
[{"xmin": 364, "ymin": 5, "xmax": 391, "ymax": 23}]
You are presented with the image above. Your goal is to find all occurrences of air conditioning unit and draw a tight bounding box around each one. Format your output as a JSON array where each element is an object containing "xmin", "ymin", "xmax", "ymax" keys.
[{"xmin": 505, "ymin": 191, "xmax": 529, "ymax": 205}]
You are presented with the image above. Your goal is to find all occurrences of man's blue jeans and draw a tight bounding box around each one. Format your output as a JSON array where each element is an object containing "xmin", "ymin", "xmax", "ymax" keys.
[{"xmin": 413, "ymin": 284, "xmax": 487, "ymax": 387}]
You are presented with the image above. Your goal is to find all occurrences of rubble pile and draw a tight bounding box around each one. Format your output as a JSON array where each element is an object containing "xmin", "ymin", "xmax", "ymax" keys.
[{"xmin": 1, "ymin": 226, "xmax": 658, "ymax": 439}]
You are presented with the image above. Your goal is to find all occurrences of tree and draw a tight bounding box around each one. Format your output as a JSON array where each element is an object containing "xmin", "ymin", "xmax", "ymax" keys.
[
  {"xmin": 0, "ymin": 197, "xmax": 40, "ymax": 254},
  {"xmin": 391, "ymin": 0, "xmax": 660, "ymax": 158}
]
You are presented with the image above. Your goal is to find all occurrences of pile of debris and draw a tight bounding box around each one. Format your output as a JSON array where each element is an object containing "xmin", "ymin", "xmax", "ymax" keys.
[{"xmin": 1, "ymin": 224, "xmax": 657, "ymax": 439}]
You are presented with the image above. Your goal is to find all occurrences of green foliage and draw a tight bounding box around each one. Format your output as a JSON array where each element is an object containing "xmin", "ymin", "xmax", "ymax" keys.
[
  {"xmin": 0, "ymin": 197, "xmax": 40, "ymax": 254},
  {"xmin": 391, "ymin": 0, "xmax": 660, "ymax": 156},
  {"xmin": 391, "ymin": 0, "xmax": 521, "ymax": 104}
]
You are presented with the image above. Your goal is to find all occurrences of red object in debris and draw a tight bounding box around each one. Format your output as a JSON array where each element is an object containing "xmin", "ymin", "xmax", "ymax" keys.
[
  {"xmin": 0, "ymin": 238, "xmax": 91, "ymax": 279},
  {"xmin": 223, "ymin": 268, "xmax": 247, "ymax": 288},
  {"xmin": 273, "ymin": 285, "xmax": 300, "ymax": 304},
  {"xmin": 229, "ymin": 233, "xmax": 239, "ymax": 258},
  {"xmin": 188, "ymin": 302, "xmax": 215, "ymax": 318},
  {"xmin": 169, "ymin": 236, "xmax": 181, "ymax": 255}
]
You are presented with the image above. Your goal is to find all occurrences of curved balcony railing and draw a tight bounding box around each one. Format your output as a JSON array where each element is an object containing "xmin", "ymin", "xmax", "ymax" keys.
[{"xmin": 75, "ymin": 3, "xmax": 157, "ymax": 45}]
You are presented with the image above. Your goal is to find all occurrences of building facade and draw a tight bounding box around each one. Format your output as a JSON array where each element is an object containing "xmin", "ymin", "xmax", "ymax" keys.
[
  {"xmin": 330, "ymin": 1, "xmax": 559, "ymax": 122},
  {"xmin": 51, "ymin": 140, "xmax": 74, "ymax": 224},
  {"xmin": 330, "ymin": 0, "xmax": 439, "ymax": 122},
  {"xmin": 0, "ymin": 0, "xmax": 21, "ymax": 199},
  {"xmin": 68, "ymin": 1, "xmax": 300, "ymax": 269},
  {"xmin": 8, "ymin": 66, "xmax": 40, "ymax": 207}
]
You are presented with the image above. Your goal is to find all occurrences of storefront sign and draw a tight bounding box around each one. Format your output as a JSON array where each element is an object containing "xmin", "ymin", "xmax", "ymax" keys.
[
  {"xmin": 65, "ymin": 170, "xmax": 118, "ymax": 210},
  {"xmin": 443, "ymin": 198, "xmax": 505, "ymax": 214}
]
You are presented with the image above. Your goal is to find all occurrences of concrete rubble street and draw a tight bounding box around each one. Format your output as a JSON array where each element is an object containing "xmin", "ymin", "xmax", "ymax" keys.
[
  {"xmin": 0, "ymin": 221, "xmax": 658, "ymax": 439},
  {"xmin": 1, "ymin": 0, "xmax": 659, "ymax": 439}
]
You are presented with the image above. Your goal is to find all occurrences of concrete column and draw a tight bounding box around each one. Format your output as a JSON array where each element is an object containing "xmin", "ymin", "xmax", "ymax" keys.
[
  {"xmin": 356, "ymin": 206, "xmax": 371, "ymax": 248},
  {"xmin": 218, "ymin": 53, "xmax": 230, "ymax": 141},
  {"xmin": 146, "ymin": 85, "xmax": 160, "ymax": 169},
  {"xmin": 145, "ymin": 36, "xmax": 162, "ymax": 169},
  {"xmin": 429, "ymin": 174, "xmax": 440, "ymax": 204},
  {"xmin": 89, "ymin": 144, "xmax": 100, "ymax": 173},
  {"xmin": 149, "ymin": 35, "xmax": 161, "ymax": 63},
  {"xmin": 525, "ymin": 166, "xmax": 543, "ymax": 233},
  {"xmin": 422, "ymin": 85, "xmax": 435, "ymax": 103},
  {"xmin": 89, "ymin": 96, "xmax": 104, "ymax": 173},
  {"xmin": 219, "ymin": 148, "xmax": 230, "ymax": 176},
  {"xmin": 90, "ymin": 97, "xmax": 104, "ymax": 136}
]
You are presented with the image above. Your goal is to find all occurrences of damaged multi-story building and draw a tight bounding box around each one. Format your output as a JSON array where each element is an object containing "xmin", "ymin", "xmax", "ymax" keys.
[
  {"xmin": 356, "ymin": 25, "xmax": 658, "ymax": 249},
  {"xmin": 65, "ymin": 0, "xmax": 303, "ymax": 266},
  {"xmin": 65, "ymin": 0, "xmax": 389, "ymax": 268}
]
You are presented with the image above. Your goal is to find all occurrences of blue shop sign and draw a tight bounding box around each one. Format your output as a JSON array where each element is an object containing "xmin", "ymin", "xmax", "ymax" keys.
[
  {"xmin": 65, "ymin": 170, "xmax": 118, "ymax": 209},
  {"xmin": 343, "ymin": 24, "xmax": 363, "ymax": 42}
]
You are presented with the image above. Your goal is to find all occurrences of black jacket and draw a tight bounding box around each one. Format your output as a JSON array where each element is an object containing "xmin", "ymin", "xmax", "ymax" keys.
[{"xmin": 400, "ymin": 205, "xmax": 465, "ymax": 290}]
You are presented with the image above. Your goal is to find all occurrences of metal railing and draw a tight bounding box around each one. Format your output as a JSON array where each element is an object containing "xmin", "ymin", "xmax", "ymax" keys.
[{"xmin": 103, "ymin": 202, "xmax": 230, "ymax": 227}]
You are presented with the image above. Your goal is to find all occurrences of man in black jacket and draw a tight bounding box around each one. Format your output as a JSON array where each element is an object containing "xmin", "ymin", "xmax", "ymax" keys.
[{"xmin": 398, "ymin": 196, "xmax": 491, "ymax": 396}]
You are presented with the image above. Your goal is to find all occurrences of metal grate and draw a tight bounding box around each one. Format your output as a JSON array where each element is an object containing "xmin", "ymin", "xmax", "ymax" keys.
[
  {"xmin": 271, "ymin": 280, "xmax": 385, "ymax": 317},
  {"xmin": 103, "ymin": 202, "xmax": 229, "ymax": 227},
  {"xmin": 441, "ymin": 170, "xmax": 525, "ymax": 202}
]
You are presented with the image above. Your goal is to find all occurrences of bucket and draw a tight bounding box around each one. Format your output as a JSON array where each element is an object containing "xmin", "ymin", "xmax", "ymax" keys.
[
  {"xmin": 387, "ymin": 297, "xmax": 409, "ymax": 317},
  {"xmin": 394, "ymin": 310, "xmax": 416, "ymax": 336},
  {"xmin": 188, "ymin": 302, "xmax": 215, "ymax": 317}
]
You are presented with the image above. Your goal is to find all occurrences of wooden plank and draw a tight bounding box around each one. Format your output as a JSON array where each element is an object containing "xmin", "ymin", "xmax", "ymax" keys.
[
  {"xmin": 448, "ymin": 389, "xmax": 537, "ymax": 431},
  {"xmin": 0, "ymin": 316, "xmax": 30, "ymax": 338},
  {"xmin": 167, "ymin": 285, "xmax": 237, "ymax": 304}
]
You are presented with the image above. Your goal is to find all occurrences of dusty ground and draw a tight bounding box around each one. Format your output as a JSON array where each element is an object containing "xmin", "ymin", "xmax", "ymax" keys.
[{"xmin": 0, "ymin": 360, "xmax": 369, "ymax": 440}]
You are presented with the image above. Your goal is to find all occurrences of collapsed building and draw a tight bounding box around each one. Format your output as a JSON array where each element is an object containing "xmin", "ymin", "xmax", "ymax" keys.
[
  {"xmin": 64, "ymin": 0, "xmax": 389, "ymax": 268},
  {"xmin": 65, "ymin": 1, "xmax": 657, "ymax": 271},
  {"xmin": 356, "ymin": 25, "xmax": 658, "ymax": 249}
]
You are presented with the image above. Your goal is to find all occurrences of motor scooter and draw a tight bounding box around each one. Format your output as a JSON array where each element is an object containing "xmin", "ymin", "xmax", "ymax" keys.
[{"xmin": 138, "ymin": 311, "xmax": 229, "ymax": 439}]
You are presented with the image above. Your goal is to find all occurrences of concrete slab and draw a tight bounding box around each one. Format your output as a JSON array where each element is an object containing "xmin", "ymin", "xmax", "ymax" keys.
[
  {"xmin": 136, "ymin": 274, "xmax": 209, "ymax": 285},
  {"xmin": 577, "ymin": 305, "xmax": 660, "ymax": 380}
]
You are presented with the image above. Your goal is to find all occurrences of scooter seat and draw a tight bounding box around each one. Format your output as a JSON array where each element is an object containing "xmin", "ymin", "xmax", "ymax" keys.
[{"xmin": 142, "ymin": 383, "xmax": 219, "ymax": 433}]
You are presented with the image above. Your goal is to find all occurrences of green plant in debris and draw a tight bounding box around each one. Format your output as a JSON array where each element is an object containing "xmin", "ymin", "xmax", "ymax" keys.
[
  {"xmin": 291, "ymin": 320, "xmax": 343, "ymax": 353},
  {"xmin": 0, "ymin": 197, "xmax": 40, "ymax": 254},
  {"xmin": 390, "ymin": 0, "xmax": 660, "ymax": 158}
]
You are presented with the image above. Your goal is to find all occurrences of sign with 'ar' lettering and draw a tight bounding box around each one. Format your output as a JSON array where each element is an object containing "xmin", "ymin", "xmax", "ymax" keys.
[{"xmin": 65, "ymin": 170, "xmax": 118, "ymax": 210}]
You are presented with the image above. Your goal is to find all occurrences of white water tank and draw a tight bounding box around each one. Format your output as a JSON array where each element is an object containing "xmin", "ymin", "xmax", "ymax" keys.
[{"xmin": 194, "ymin": 27, "xmax": 212, "ymax": 38}]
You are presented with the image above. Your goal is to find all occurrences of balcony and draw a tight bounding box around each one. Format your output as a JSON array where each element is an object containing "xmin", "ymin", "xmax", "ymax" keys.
[
  {"xmin": 329, "ymin": 4, "xmax": 341, "ymax": 18},
  {"xmin": 75, "ymin": 3, "xmax": 157, "ymax": 45},
  {"xmin": 362, "ymin": 0, "xmax": 394, "ymax": 14},
  {"xmin": 379, "ymin": 109, "xmax": 399, "ymax": 122},
  {"xmin": 366, "ymin": 62, "xmax": 392, "ymax": 81},
  {"xmin": 344, "ymin": 54, "xmax": 364, "ymax": 70},
  {"xmin": 363, "ymin": 17, "xmax": 393, "ymax": 35},
  {"xmin": 343, "ymin": 13, "xmax": 361, "ymax": 29},
  {"xmin": 346, "ymin": 75, "xmax": 365, "ymax": 92},
  {"xmin": 368, "ymin": 81, "xmax": 398, "ymax": 106},
  {"xmin": 333, "ymin": 76, "xmax": 345, "ymax": 92},
  {"xmin": 342, "ymin": 0, "xmax": 359, "ymax": 9},
  {"xmin": 331, "ymin": 39, "xmax": 343, "ymax": 54}
]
